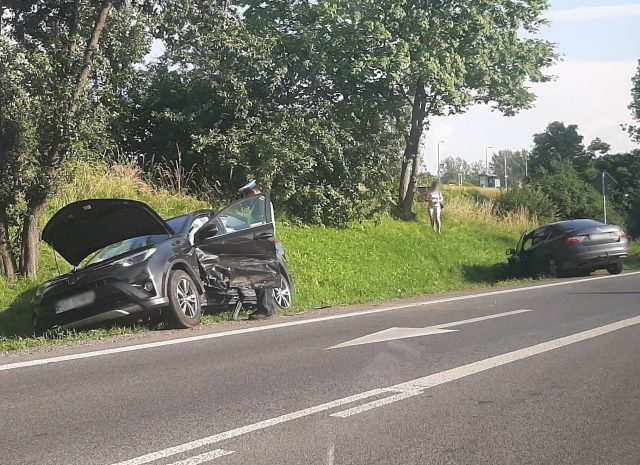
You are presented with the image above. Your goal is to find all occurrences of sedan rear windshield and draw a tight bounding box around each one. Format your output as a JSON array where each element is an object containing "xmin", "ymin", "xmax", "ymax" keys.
[{"xmin": 84, "ymin": 216, "xmax": 187, "ymax": 266}]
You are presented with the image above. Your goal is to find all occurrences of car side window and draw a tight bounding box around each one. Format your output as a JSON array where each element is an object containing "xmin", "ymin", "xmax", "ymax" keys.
[
  {"xmin": 215, "ymin": 194, "xmax": 269, "ymax": 236},
  {"xmin": 531, "ymin": 227, "xmax": 549, "ymax": 246}
]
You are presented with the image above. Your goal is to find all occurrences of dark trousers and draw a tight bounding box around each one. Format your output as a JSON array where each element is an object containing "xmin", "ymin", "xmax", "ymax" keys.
[{"xmin": 256, "ymin": 288, "xmax": 275, "ymax": 316}]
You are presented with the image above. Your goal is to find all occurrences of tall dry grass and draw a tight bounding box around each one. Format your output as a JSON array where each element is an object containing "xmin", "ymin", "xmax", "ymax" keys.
[
  {"xmin": 442, "ymin": 195, "xmax": 537, "ymax": 231},
  {"xmin": 51, "ymin": 159, "xmax": 209, "ymax": 221}
]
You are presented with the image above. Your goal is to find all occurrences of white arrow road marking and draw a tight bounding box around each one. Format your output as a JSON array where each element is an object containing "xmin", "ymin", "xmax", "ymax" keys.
[
  {"xmin": 327, "ymin": 308, "xmax": 531, "ymax": 349},
  {"xmin": 106, "ymin": 314, "xmax": 640, "ymax": 465},
  {"xmin": 166, "ymin": 449, "xmax": 234, "ymax": 465}
]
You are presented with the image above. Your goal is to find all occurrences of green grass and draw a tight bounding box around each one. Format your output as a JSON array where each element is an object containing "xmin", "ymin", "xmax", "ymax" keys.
[
  {"xmin": 3, "ymin": 159, "xmax": 633, "ymax": 352},
  {"xmin": 277, "ymin": 210, "xmax": 522, "ymax": 310}
]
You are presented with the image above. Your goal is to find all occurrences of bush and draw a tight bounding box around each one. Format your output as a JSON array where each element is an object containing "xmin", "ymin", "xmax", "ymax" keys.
[
  {"xmin": 494, "ymin": 186, "xmax": 558, "ymax": 224},
  {"xmin": 529, "ymin": 159, "xmax": 626, "ymax": 224}
]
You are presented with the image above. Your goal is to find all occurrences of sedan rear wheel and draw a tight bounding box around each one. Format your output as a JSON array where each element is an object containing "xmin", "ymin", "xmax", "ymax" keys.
[
  {"xmin": 165, "ymin": 270, "xmax": 202, "ymax": 328},
  {"xmin": 607, "ymin": 261, "xmax": 624, "ymax": 275},
  {"xmin": 273, "ymin": 275, "xmax": 293, "ymax": 309}
]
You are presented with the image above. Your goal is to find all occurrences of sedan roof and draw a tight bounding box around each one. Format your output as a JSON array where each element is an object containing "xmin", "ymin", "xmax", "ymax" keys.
[{"xmin": 551, "ymin": 219, "xmax": 604, "ymax": 231}]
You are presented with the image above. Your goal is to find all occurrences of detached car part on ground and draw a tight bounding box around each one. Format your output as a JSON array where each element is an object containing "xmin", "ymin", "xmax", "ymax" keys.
[
  {"xmin": 507, "ymin": 219, "xmax": 629, "ymax": 278},
  {"xmin": 33, "ymin": 195, "xmax": 293, "ymax": 333}
]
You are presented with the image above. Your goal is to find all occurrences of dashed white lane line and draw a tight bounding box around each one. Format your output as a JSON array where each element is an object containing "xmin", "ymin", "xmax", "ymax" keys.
[
  {"xmin": 330, "ymin": 389, "xmax": 422, "ymax": 418},
  {"xmin": 107, "ymin": 314, "xmax": 640, "ymax": 465},
  {"xmin": 3, "ymin": 271, "xmax": 639, "ymax": 372},
  {"xmin": 109, "ymin": 389, "xmax": 390, "ymax": 465},
  {"xmin": 166, "ymin": 449, "xmax": 234, "ymax": 465}
]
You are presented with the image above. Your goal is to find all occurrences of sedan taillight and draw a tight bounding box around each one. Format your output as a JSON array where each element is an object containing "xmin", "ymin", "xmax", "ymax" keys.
[{"xmin": 565, "ymin": 234, "xmax": 582, "ymax": 246}]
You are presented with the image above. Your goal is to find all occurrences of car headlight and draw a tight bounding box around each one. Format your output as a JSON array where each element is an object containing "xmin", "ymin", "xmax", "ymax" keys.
[{"xmin": 114, "ymin": 248, "xmax": 157, "ymax": 267}]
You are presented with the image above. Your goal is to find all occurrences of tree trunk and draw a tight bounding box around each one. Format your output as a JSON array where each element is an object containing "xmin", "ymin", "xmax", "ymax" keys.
[
  {"xmin": 16, "ymin": 1, "xmax": 114, "ymax": 279},
  {"xmin": 395, "ymin": 80, "xmax": 427, "ymax": 220},
  {"xmin": 0, "ymin": 210, "xmax": 16, "ymax": 281},
  {"xmin": 20, "ymin": 202, "xmax": 46, "ymax": 279},
  {"xmin": 72, "ymin": 0, "xmax": 113, "ymax": 104}
]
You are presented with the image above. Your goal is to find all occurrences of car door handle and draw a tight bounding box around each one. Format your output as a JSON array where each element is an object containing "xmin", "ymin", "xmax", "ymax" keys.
[{"xmin": 253, "ymin": 232, "xmax": 273, "ymax": 240}]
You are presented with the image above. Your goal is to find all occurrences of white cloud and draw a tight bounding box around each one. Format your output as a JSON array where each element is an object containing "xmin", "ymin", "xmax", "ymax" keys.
[
  {"xmin": 549, "ymin": 4, "xmax": 640, "ymax": 22},
  {"xmin": 422, "ymin": 60, "xmax": 638, "ymax": 172}
]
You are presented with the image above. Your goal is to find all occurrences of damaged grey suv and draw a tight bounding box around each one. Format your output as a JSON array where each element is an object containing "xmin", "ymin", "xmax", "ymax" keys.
[{"xmin": 33, "ymin": 193, "xmax": 293, "ymax": 333}]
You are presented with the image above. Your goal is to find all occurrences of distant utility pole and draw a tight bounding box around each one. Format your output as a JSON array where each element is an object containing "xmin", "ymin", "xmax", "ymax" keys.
[
  {"xmin": 485, "ymin": 146, "xmax": 493, "ymax": 174},
  {"xmin": 437, "ymin": 140, "xmax": 445, "ymax": 180},
  {"xmin": 524, "ymin": 151, "xmax": 528, "ymax": 177},
  {"xmin": 602, "ymin": 171, "xmax": 607, "ymax": 224},
  {"xmin": 504, "ymin": 152, "xmax": 508, "ymax": 190}
]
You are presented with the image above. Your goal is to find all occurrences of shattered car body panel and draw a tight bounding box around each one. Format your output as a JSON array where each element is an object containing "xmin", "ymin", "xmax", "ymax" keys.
[{"xmin": 198, "ymin": 252, "xmax": 280, "ymax": 291}]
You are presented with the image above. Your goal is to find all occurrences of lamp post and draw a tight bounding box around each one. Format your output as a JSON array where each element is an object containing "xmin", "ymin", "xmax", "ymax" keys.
[
  {"xmin": 504, "ymin": 152, "xmax": 508, "ymax": 190},
  {"xmin": 437, "ymin": 141, "xmax": 445, "ymax": 180},
  {"xmin": 485, "ymin": 146, "xmax": 493, "ymax": 174}
]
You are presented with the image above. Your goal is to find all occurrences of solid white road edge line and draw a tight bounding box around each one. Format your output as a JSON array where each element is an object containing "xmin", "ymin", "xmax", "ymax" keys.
[
  {"xmin": 165, "ymin": 449, "xmax": 234, "ymax": 465},
  {"xmin": 108, "ymin": 314, "xmax": 640, "ymax": 465},
  {"xmin": 2, "ymin": 271, "xmax": 639, "ymax": 372}
]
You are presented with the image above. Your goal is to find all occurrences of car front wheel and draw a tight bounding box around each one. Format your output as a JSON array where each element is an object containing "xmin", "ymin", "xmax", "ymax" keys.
[
  {"xmin": 165, "ymin": 270, "xmax": 202, "ymax": 328},
  {"xmin": 273, "ymin": 275, "xmax": 293, "ymax": 309},
  {"xmin": 543, "ymin": 256, "xmax": 561, "ymax": 278},
  {"xmin": 607, "ymin": 261, "xmax": 624, "ymax": 275}
]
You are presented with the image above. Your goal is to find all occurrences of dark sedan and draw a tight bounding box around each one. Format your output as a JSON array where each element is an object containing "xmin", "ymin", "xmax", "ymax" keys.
[
  {"xmin": 33, "ymin": 194, "xmax": 293, "ymax": 332},
  {"xmin": 507, "ymin": 219, "xmax": 629, "ymax": 277}
]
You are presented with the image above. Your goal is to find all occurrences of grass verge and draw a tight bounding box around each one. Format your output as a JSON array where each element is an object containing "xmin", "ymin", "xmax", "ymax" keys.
[{"xmin": 1, "ymin": 161, "xmax": 635, "ymax": 352}]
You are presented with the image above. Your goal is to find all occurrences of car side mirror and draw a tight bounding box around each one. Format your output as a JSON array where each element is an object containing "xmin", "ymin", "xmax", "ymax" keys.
[
  {"xmin": 506, "ymin": 248, "xmax": 516, "ymax": 256},
  {"xmin": 194, "ymin": 224, "xmax": 218, "ymax": 244}
]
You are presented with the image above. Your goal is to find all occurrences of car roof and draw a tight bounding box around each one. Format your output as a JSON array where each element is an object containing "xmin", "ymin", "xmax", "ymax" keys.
[{"xmin": 548, "ymin": 219, "xmax": 604, "ymax": 231}]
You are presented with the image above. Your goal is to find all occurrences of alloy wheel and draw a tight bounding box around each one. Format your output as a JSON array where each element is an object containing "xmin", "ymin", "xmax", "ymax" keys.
[
  {"xmin": 273, "ymin": 278, "xmax": 292, "ymax": 309},
  {"xmin": 176, "ymin": 278, "xmax": 198, "ymax": 318}
]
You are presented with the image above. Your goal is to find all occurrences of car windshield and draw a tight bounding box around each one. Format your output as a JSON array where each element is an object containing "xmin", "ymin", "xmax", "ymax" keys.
[{"xmin": 84, "ymin": 216, "xmax": 188, "ymax": 266}]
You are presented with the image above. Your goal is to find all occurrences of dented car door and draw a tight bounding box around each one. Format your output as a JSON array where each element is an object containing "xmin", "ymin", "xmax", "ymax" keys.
[{"xmin": 195, "ymin": 193, "xmax": 279, "ymax": 292}]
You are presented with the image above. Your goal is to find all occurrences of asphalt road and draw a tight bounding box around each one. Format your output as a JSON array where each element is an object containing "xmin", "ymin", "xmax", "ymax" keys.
[{"xmin": 2, "ymin": 272, "xmax": 640, "ymax": 465}]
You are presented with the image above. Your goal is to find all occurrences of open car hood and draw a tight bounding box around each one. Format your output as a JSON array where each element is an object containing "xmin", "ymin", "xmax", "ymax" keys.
[{"xmin": 42, "ymin": 199, "xmax": 174, "ymax": 266}]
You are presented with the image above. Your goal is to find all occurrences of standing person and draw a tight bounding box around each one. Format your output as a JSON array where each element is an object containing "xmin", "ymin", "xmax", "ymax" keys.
[
  {"xmin": 238, "ymin": 180, "xmax": 277, "ymax": 320},
  {"xmin": 427, "ymin": 181, "xmax": 444, "ymax": 234}
]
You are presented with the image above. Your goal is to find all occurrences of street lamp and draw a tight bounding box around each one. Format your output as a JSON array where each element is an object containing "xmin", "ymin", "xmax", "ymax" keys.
[
  {"xmin": 504, "ymin": 152, "xmax": 508, "ymax": 190},
  {"xmin": 437, "ymin": 140, "xmax": 445, "ymax": 180},
  {"xmin": 485, "ymin": 146, "xmax": 493, "ymax": 175}
]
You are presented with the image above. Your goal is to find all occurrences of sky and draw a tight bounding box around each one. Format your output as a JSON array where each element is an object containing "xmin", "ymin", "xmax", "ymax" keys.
[{"xmin": 424, "ymin": 0, "xmax": 640, "ymax": 172}]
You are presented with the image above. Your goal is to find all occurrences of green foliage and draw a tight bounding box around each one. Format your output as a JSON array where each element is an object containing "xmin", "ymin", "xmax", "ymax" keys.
[
  {"xmin": 627, "ymin": 60, "xmax": 640, "ymax": 144},
  {"xmin": 489, "ymin": 149, "xmax": 529, "ymax": 187},
  {"xmin": 121, "ymin": 0, "xmax": 404, "ymax": 226},
  {"xmin": 594, "ymin": 150, "xmax": 640, "ymax": 213},
  {"xmin": 495, "ymin": 186, "xmax": 558, "ymax": 224},
  {"xmin": 528, "ymin": 121, "xmax": 593, "ymax": 175},
  {"xmin": 529, "ymin": 159, "xmax": 626, "ymax": 226}
]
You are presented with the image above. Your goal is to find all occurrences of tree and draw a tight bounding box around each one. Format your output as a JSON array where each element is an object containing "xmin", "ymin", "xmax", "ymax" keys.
[
  {"xmin": 530, "ymin": 159, "xmax": 615, "ymax": 221},
  {"xmin": 627, "ymin": 60, "xmax": 640, "ymax": 144},
  {"xmin": 438, "ymin": 156, "xmax": 471, "ymax": 185},
  {"xmin": 595, "ymin": 150, "xmax": 640, "ymax": 234},
  {"xmin": 489, "ymin": 149, "xmax": 529, "ymax": 188},
  {"xmin": 315, "ymin": 0, "xmax": 557, "ymax": 219},
  {"xmin": 528, "ymin": 122, "xmax": 592, "ymax": 175},
  {"xmin": 126, "ymin": 0, "xmax": 404, "ymax": 225},
  {"xmin": 0, "ymin": 1, "xmax": 151, "ymax": 277}
]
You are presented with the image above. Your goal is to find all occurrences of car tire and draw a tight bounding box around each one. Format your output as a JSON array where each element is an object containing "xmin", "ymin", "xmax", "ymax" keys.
[
  {"xmin": 165, "ymin": 270, "xmax": 202, "ymax": 328},
  {"xmin": 607, "ymin": 261, "xmax": 624, "ymax": 275},
  {"xmin": 273, "ymin": 274, "xmax": 293, "ymax": 309},
  {"xmin": 544, "ymin": 256, "xmax": 561, "ymax": 278}
]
